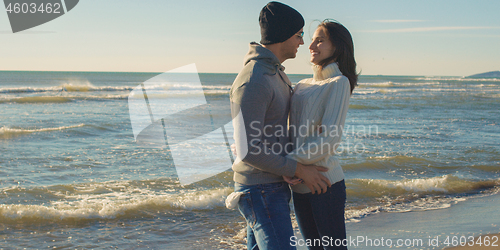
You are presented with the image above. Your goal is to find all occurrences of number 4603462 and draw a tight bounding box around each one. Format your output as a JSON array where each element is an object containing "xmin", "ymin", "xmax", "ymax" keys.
[{"xmin": 5, "ymin": 2, "xmax": 62, "ymax": 14}]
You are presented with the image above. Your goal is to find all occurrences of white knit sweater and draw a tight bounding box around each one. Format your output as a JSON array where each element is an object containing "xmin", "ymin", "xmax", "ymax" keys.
[{"xmin": 287, "ymin": 63, "xmax": 351, "ymax": 194}]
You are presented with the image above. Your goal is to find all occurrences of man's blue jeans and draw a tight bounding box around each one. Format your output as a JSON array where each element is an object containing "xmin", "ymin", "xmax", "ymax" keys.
[
  {"xmin": 235, "ymin": 181, "xmax": 296, "ymax": 250},
  {"xmin": 292, "ymin": 180, "xmax": 347, "ymax": 250}
]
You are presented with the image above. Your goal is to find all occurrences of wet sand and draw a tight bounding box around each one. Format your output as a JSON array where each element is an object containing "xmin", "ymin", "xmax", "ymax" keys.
[{"xmin": 342, "ymin": 192, "xmax": 500, "ymax": 249}]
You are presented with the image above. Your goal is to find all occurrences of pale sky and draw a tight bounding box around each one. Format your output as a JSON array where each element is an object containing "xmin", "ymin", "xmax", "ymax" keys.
[{"xmin": 1, "ymin": 0, "xmax": 499, "ymax": 76}]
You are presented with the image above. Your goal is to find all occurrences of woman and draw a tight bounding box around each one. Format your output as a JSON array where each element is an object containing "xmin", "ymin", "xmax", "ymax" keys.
[{"xmin": 285, "ymin": 20, "xmax": 358, "ymax": 250}]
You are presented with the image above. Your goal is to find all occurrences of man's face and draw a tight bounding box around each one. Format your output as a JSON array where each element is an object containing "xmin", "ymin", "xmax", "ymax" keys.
[{"xmin": 280, "ymin": 28, "xmax": 304, "ymax": 61}]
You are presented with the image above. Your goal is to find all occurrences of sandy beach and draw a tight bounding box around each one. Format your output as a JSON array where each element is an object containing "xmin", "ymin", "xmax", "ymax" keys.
[
  {"xmin": 342, "ymin": 192, "xmax": 500, "ymax": 249},
  {"xmin": 295, "ymin": 192, "xmax": 500, "ymax": 250}
]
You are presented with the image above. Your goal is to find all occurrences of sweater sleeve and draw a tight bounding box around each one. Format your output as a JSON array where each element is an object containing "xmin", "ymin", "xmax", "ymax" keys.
[
  {"xmin": 231, "ymin": 80, "xmax": 297, "ymax": 177},
  {"xmin": 287, "ymin": 77, "xmax": 351, "ymax": 165}
]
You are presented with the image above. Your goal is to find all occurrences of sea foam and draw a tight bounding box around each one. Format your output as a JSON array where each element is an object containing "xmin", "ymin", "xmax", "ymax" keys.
[
  {"xmin": 0, "ymin": 181, "xmax": 233, "ymax": 223},
  {"xmin": 0, "ymin": 124, "xmax": 86, "ymax": 139}
]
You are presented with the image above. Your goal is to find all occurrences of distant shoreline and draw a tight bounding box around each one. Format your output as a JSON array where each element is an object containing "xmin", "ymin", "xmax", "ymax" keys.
[
  {"xmin": 466, "ymin": 71, "xmax": 500, "ymax": 79},
  {"xmin": 1, "ymin": 70, "xmax": 499, "ymax": 79},
  {"xmin": 0, "ymin": 70, "xmax": 473, "ymax": 78}
]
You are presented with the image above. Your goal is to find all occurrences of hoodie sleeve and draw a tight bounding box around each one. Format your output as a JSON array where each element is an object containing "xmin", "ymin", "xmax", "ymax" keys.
[{"xmin": 231, "ymin": 79, "xmax": 297, "ymax": 177}]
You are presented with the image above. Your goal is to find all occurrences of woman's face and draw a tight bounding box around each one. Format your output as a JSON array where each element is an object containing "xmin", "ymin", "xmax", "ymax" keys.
[{"xmin": 309, "ymin": 27, "xmax": 335, "ymax": 65}]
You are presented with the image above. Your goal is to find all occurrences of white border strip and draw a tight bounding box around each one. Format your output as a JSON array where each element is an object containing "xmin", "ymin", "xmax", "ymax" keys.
[{"xmin": 60, "ymin": 0, "xmax": 68, "ymax": 13}]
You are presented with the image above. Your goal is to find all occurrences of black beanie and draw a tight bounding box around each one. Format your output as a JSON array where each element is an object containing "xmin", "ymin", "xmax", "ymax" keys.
[{"xmin": 259, "ymin": 2, "xmax": 305, "ymax": 45}]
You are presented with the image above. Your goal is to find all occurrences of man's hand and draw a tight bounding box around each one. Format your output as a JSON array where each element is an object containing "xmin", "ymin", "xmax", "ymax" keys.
[{"xmin": 294, "ymin": 163, "xmax": 331, "ymax": 194}]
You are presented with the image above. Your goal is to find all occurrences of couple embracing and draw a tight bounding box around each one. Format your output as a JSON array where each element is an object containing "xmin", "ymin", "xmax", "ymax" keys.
[{"xmin": 229, "ymin": 2, "xmax": 357, "ymax": 250}]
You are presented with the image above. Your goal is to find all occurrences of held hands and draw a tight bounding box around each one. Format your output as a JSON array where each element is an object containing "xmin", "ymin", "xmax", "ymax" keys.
[
  {"xmin": 293, "ymin": 163, "xmax": 331, "ymax": 194},
  {"xmin": 233, "ymin": 142, "xmax": 330, "ymax": 194},
  {"xmin": 283, "ymin": 176, "xmax": 303, "ymax": 186}
]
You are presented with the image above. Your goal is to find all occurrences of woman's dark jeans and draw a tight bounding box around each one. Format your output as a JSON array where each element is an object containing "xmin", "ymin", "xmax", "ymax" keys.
[{"xmin": 293, "ymin": 180, "xmax": 347, "ymax": 250}]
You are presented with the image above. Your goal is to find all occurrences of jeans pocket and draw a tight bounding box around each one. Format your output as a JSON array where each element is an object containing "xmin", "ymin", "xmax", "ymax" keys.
[
  {"xmin": 260, "ymin": 181, "xmax": 286, "ymax": 194},
  {"xmin": 237, "ymin": 192, "xmax": 256, "ymax": 228},
  {"xmin": 260, "ymin": 185, "xmax": 292, "ymax": 217}
]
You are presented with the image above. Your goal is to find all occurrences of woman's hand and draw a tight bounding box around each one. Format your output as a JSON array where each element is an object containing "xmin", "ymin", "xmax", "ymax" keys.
[
  {"xmin": 283, "ymin": 176, "xmax": 303, "ymax": 186},
  {"xmin": 295, "ymin": 163, "xmax": 331, "ymax": 194}
]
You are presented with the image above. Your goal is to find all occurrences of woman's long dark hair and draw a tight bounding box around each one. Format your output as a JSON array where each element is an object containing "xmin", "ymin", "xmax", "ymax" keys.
[{"xmin": 317, "ymin": 20, "xmax": 358, "ymax": 94}]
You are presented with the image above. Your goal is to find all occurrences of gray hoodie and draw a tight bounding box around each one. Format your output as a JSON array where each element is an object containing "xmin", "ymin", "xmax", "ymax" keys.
[{"xmin": 230, "ymin": 42, "xmax": 298, "ymax": 185}]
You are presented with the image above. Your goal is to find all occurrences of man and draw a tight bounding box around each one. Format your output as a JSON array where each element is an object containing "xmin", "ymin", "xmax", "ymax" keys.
[{"xmin": 230, "ymin": 2, "xmax": 331, "ymax": 249}]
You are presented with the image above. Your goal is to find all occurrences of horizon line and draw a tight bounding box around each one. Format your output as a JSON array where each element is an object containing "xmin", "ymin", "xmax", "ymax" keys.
[{"xmin": 0, "ymin": 69, "xmax": 480, "ymax": 77}]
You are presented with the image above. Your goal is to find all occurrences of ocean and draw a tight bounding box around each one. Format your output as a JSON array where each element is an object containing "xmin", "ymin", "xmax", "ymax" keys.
[{"xmin": 0, "ymin": 71, "xmax": 499, "ymax": 249}]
